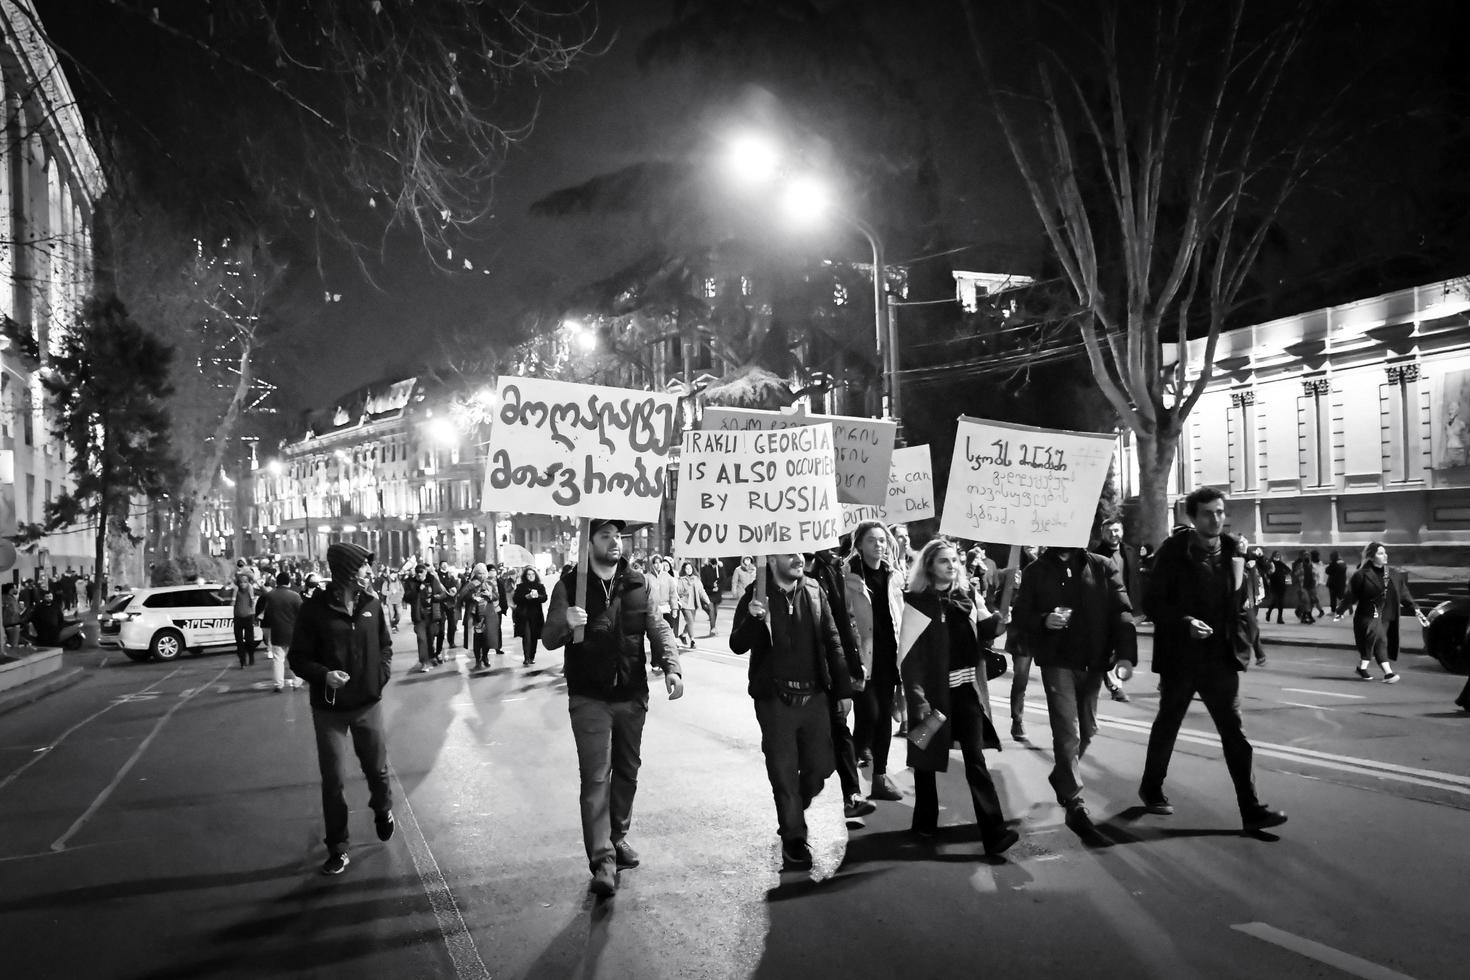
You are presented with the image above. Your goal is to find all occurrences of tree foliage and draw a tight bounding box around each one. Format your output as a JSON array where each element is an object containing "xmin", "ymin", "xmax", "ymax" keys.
[{"xmin": 39, "ymin": 296, "xmax": 176, "ymax": 596}]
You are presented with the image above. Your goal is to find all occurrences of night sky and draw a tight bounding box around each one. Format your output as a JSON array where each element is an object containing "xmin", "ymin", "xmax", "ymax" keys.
[{"xmin": 32, "ymin": 1, "xmax": 1470, "ymax": 415}]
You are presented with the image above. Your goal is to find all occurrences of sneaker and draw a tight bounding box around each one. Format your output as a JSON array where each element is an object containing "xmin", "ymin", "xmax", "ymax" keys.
[
  {"xmin": 1255, "ymin": 658, "xmax": 1268, "ymax": 667},
  {"xmin": 869, "ymin": 774, "xmax": 903, "ymax": 802},
  {"xmin": 1110, "ymin": 687, "xmax": 1131, "ymax": 703},
  {"xmin": 1139, "ymin": 790, "xmax": 1174, "ymax": 815},
  {"xmin": 290, "ymin": 678, "xmax": 303, "ymax": 689},
  {"xmin": 983, "ymin": 829, "xmax": 1021, "ymax": 856},
  {"xmin": 589, "ymin": 862, "xmax": 617, "ymax": 897},
  {"xmin": 1242, "ymin": 804, "xmax": 1288, "ymax": 832},
  {"xmin": 781, "ymin": 839, "xmax": 813, "ymax": 870},
  {"xmin": 1064, "ymin": 802, "xmax": 1093, "ymax": 833},
  {"xmin": 321, "ymin": 851, "xmax": 350, "ymax": 876},
  {"xmin": 375, "ymin": 810, "xmax": 395, "ymax": 842},
  {"xmin": 1383, "ymin": 672, "xmax": 1401, "ymax": 684},
  {"xmin": 1010, "ymin": 722, "xmax": 1026, "ymax": 741},
  {"xmin": 613, "ymin": 840, "xmax": 640, "ymax": 869},
  {"xmin": 844, "ymin": 796, "xmax": 877, "ymax": 820},
  {"xmin": 1355, "ymin": 666, "xmax": 1372, "ymax": 680}
]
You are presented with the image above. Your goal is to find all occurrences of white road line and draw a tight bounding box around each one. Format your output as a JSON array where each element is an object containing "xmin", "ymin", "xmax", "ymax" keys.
[
  {"xmin": 0, "ymin": 665, "xmax": 187, "ymax": 796},
  {"xmin": 50, "ymin": 665, "xmax": 228, "ymax": 852},
  {"xmin": 389, "ymin": 765, "xmax": 490, "ymax": 980},
  {"xmin": 1232, "ymin": 922, "xmax": 1420, "ymax": 980},
  {"xmin": 1032, "ymin": 702, "xmax": 1470, "ymax": 791},
  {"xmin": 1280, "ymin": 688, "xmax": 1366, "ymax": 699},
  {"xmin": 1279, "ymin": 701, "xmax": 1337, "ymax": 711}
]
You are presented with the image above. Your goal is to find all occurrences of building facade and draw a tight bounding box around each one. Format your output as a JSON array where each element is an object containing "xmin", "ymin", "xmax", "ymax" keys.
[
  {"xmin": 0, "ymin": 0, "xmax": 103, "ymax": 579},
  {"xmin": 1119, "ymin": 275, "xmax": 1470, "ymax": 560}
]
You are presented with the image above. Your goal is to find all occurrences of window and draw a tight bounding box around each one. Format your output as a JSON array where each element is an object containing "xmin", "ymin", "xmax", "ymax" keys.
[
  {"xmin": 740, "ymin": 275, "xmax": 752, "ymax": 297},
  {"xmin": 22, "ymin": 386, "xmax": 32, "ymax": 446},
  {"xmin": 833, "ymin": 282, "xmax": 848, "ymax": 307},
  {"xmin": 25, "ymin": 474, "xmax": 34, "ymax": 521},
  {"xmin": 702, "ymin": 277, "xmax": 718, "ymax": 299}
]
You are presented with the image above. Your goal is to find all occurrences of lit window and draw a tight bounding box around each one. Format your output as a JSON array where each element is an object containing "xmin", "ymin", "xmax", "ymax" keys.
[
  {"xmin": 833, "ymin": 283, "xmax": 848, "ymax": 306},
  {"xmin": 702, "ymin": 277, "xmax": 718, "ymax": 299},
  {"xmin": 740, "ymin": 276, "xmax": 752, "ymax": 297}
]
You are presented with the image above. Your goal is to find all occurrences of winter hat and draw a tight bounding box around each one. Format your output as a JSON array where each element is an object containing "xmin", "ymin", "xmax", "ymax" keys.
[{"xmin": 326, "ymin": 542, "xmax": 374, "ymax": 583}]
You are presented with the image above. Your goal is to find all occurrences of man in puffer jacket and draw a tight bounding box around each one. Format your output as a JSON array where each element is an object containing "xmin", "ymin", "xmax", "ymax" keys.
[{"xmin": 288, "ymin": 543, "xmax": 396, "ymax": 876}]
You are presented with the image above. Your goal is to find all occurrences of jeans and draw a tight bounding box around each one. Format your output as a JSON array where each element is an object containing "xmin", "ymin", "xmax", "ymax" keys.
[
  {"xmin": 311, "ymin": 702, "xmax": 392, "ymax": 853},
  {"xmin": 911, "ymin": 685, "xmax": 1006, "ymax": 837},
  {"xmin": 415, "ymin": 619, "xmax": 436, "ymax": 665},
  {"xmin": 1039, "ymin": 666, "xmax": 1103, "ymax": 805},
  {"xmin": 569, "ymin": 695, "xmax": 647, "ymax": 873},
  {"xmin": 233, "ymin": 617, "xmax": 257, "ymax": 666},
  {"xmin": 1010, "ymin": 654, "xmax": 1034, "ymax": 723},
  {"xmin": 855, "ymin": 653, "xmax": 898, "ymax": 775},
  {"xmin": 753, "ymin": 693, "xmax": 835, "ymax": 844},
  {"xmin": 269, "ymin": 644, "xmax": 298, "ymax": 688},
  {"xmin": 829, "ymin": 694, "xmax": 861, "ymax": 800},
  {"xmin": 1142, "ymin": 661, "xmax": 1260, "ymax": 812}
]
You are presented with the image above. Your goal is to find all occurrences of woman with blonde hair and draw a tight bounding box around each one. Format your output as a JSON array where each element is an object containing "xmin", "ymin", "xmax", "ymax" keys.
[{"xmin": 900, "ymin": 538, "xmax": 1018, "ymax": 855}]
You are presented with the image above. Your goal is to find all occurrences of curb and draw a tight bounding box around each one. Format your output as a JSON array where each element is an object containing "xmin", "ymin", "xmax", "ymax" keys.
[{"xmin": 0, "ymin": 666, "xmax": 87, "ymax": 718}]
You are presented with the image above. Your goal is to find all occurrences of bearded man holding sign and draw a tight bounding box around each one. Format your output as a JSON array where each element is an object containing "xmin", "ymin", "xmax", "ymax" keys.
[{"xmin": 543, "ymin": 519, "xmax": 684, "ymax": 898}]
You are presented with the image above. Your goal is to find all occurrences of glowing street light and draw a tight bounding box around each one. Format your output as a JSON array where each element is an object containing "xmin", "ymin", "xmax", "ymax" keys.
[
  {"xmin": 779, "ymin": 173, "xmax": 833, "ymax": 229},
  {"xmin": 426, "ymin": 415, "xmax": 459, "ymax": 447},
  {"xmin": 724, "ymin": 131, "xmax": 781, "ymax": 187}
]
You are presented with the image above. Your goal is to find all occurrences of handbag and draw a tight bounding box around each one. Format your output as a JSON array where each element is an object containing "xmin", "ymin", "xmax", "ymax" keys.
[
  {"xmin": 774, "ymin": 678, "xmax": 818, "ymax": 708},
  {"xmin": 907, "ymin": 708, "xmax": 947, "ymax": 749},
  {"xmin": 985, "ymin": 649, "xmax": 1008, "ymax": 680}
]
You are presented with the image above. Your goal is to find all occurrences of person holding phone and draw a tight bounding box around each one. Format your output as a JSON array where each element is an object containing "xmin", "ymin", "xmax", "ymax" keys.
[
  {"xmin": 287, "ymin": 543, "xmax": 396, "ymax": 876},
  {"xmin": 1139, "ymin": 488, "xmax": 1287, "ymax": 834},
  {"xmin": 1013, "ymin": 541, "xmax": 1136, "ymax": 836}
]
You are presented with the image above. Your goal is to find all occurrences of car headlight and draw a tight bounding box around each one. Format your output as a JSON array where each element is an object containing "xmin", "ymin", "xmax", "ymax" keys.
[{"xmin": 1426, "ymin": 601, "xmax": 1451, "ymax": 623}]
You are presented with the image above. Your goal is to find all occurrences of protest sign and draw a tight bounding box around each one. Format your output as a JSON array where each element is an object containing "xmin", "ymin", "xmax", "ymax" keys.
[
  {"xmin": 939, "ymin": 417, "xmax": 1115, "ymax": 549},
  {"xmin": 886, "ymin": 444, "xmax": 935, "ymax": 521},
  {"xmin": 840, "ymin": 503, "xmax": 886, "ymax": 536},
  {"xmin": 700, "ymin": 405, "xmax": 896, "ymax": 506},
  {"xmin": 675, "ymin": 423, "xmax": 842, "ymax": 558},
  {"xmin": 480, "ymin": 377, "xmax": 679, "ymax": 522}
]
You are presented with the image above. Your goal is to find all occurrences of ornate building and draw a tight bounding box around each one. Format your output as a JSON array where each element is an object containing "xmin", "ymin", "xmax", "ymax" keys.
[
  {"xmin": 1119, "ymin": 275, "xmax": 1470, "ymax": 559},
  {"xmin": 0, "ymin": 0, "xmax": 104, "ymax": 579}
]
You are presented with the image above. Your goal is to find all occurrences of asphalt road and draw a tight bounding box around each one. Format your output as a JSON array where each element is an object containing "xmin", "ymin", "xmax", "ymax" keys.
[{"xmin": 0, "ymin": 620, "xmax": 1465, "ymax": 980}]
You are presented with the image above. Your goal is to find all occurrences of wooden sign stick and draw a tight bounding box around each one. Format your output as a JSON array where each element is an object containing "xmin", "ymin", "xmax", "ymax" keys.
[
  {"xmin": 573, "ymin": 517, "xmax": 590, "ymax": 645},
  {"xmin": 754, "ymin": 557, "xmax": 770, "ymax": 637}
]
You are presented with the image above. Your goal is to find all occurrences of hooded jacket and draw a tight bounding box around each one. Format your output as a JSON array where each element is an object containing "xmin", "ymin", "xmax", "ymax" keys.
[{"xmin": 287, "ymin": 584, "xmax": 393, "ymax": 711}]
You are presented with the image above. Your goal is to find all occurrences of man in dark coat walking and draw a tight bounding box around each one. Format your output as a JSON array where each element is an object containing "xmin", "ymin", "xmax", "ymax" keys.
[
  {"xmin": 1140, "ymin": 487, "xmax": 1288, "ymax": 834},
  {"xmin": 287, "ymin": 543, "xmax": 396, "ymax": 876},
  {"xmin": 731, "ymin": 553, "xmax": 854, "ymax": 871},
  {"xmin": 806, "ymin": 549, "xmax": 875, "ymax": 827}
]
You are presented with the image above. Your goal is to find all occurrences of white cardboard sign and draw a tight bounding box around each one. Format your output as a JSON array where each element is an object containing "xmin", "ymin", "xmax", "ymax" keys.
[
  {"xmin": 675, "ymin": 423, "xmax": 842, "ymax": 558},
  {"xmin": 700, "ymin": 405, "xmax": 896, "ymax": 506},
  {"xmin": 939, "ymin": 417, "xmax": 1114, "ymax": 548},
  {"xmin": 479, "ymin": 377, "xmax": 679, "ymax": 522}
]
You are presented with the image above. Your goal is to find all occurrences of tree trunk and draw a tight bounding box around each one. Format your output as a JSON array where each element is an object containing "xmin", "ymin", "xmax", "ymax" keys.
[
  {"xmin": 1133, "ymin": 427, "xmax": 1181, "ymax": 549},
  {"xmin": 172, "ymin": 480, "xmax": 205, "ymax": 556}
]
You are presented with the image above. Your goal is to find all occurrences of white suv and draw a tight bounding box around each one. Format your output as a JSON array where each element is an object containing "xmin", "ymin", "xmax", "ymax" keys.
[{"xmin": 99, "ymin": 583, "xmax": 244, "ymax": 662}]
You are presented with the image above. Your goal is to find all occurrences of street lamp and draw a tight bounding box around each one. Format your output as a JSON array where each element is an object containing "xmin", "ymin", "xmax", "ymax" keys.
[{"xmin": 723, "ymin": 141, "xmax": 902, "ymax": 423}]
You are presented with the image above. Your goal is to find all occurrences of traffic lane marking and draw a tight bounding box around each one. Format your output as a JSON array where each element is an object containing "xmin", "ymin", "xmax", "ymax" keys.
[
  {"xmin": 0, "ymin": 665, "xmax": 188, "ymax": 795},
  {"xmin": 1278, "ymin": 701, "xmax": 1336, "ymax": 711},
  {"xmin": 50, "ymin": 664, "xmax": 231, "ymax": 852},
  {"xmin": 1280, "ymin": 688, "xmax": 1366, "ymax": 699},
  {"xmin": 1232, "ymin": 922, "xmax": 1420, "ymax": 980},
  {"xmin": 1025, "ymin": 701, "xmax": 1470, "ymax": 790}
]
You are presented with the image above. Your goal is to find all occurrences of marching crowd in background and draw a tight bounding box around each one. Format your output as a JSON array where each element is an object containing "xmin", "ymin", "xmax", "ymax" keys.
[{"xmin": 223, "ymin": 487, "xmax": 1467, "ymax": 884}]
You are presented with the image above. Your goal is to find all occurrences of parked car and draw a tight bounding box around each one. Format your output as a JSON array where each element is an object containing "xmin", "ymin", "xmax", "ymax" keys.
[
  {"xmin": 1421, "ymin": 597, "xmax": 1470, "ymax": 674},
  {"xmin": 98, "ymin": 583, "xmax": 239, "ymax": 662}
]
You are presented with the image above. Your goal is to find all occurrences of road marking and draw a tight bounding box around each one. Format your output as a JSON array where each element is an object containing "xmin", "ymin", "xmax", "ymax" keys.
[
  {"xmin": 389, "ymin": 765, "xmax": 490, "ymax": 980},
  {"xmin": 0, "ymin": 665, "xmax": 186, "ymax": 796},
  {"xmin": 50, "ymin": 665, "xmax": 229, "ymax": 852},
  {"xmin": 1032, "ymin": 702, "xmax": 1470, "ymax": 792},
  {"xmin": 1280, "ymin": 688, "xmax": 1366, "ymax": 699},
  {"xmin": 1232, "ymin": 923, "xmax": 1420, "ymax": 980},
  {"xmin": 1279, "ymin": 701, "xmax": 1337, "ymax": 711}
]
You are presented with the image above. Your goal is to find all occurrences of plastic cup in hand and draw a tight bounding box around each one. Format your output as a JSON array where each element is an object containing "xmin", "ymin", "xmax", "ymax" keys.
[{"xmin": 1115, "ymin": 662, "xmax": 1133, "ymax": 682}]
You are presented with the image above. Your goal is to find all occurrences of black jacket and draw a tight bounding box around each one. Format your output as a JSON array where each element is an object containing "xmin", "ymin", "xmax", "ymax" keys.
[
  {"xmin": 729, "ymin": 572, "xmax": 854, "ymax": 702},
  {"xmin": 259, "ymin": 586, "xmax": 304, "ymax": 648},
  {"xmin": 542, "ymin": 559, "xmax": 679, "ymax": 703},
  {"xmin": 1145, "ymin": 528, "xmax": 1251, "ymax": 673},
  {"xmin": 1014, "ymin": 550, "xmax": 1136, "ymax": 671},
  {"xmin": 809, "ymin": 552, "xmax": 864, "ymax": 687},
  {"xmin": 287, "ymin": 585, "xmax": 393, "ymax": 711}
]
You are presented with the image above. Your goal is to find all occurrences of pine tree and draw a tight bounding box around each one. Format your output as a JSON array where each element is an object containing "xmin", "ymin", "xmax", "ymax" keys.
[{"xmin": 41, "ymin": 297, "xmax": 178, "ymax": 606}]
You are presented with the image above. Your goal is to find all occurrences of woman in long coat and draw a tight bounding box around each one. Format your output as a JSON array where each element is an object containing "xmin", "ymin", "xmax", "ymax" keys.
[
  {"xmin": 512, "ymin": 568, "xmax": 549, "ymax": 666},
  {"xmin": 675, "ymin": 560, "xmax": 710, "ymax": 647},
  {"xmin": 900, "ymin": 539, "xmax": 1019, "ymax": 857},
  {"xmin": 1334, "ymin": 541, "xmax": 1427, "ymax": 683},
  {"xmin": 731, "ymin": 557, "xmax": 758, "ymax": 601}
]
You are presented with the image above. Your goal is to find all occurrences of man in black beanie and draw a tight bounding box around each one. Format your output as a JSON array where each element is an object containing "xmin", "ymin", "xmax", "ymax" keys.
[{"xmin": 288, "ymin": 542, "xmax": 396, "ymax": 876}]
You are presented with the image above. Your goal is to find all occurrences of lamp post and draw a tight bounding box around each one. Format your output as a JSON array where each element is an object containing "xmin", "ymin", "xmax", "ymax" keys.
[{"xmin": 778, "ymin": 172, "xmax": 901, "ymax": 424}]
